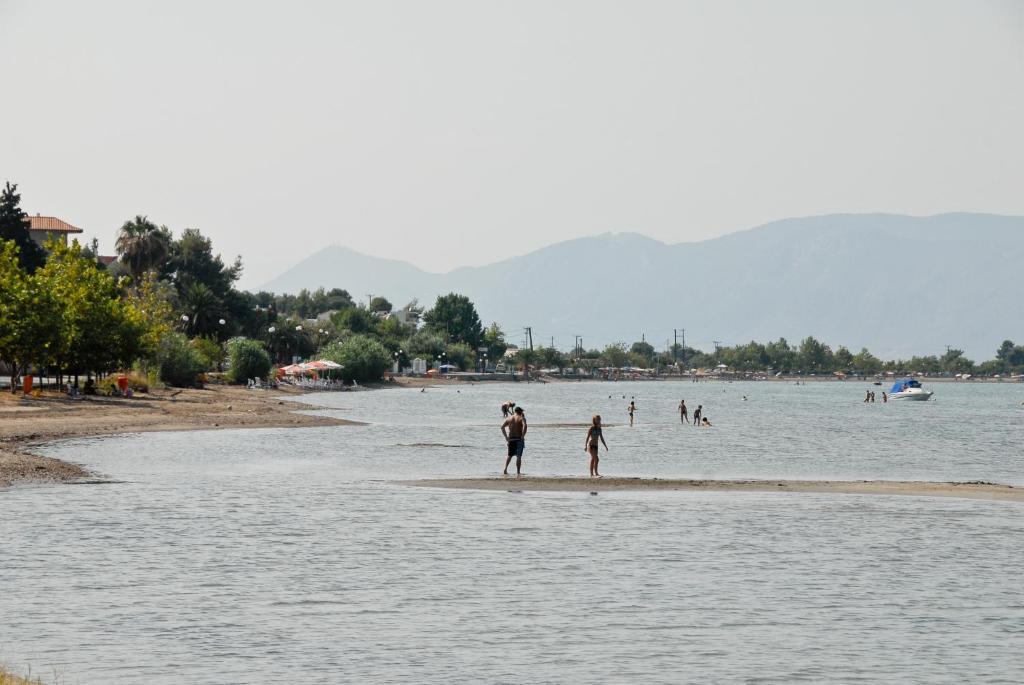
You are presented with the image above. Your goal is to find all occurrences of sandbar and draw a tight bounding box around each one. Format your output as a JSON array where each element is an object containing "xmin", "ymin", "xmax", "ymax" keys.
[{"xmin": 405, "ymin": 476, "xmax": 1023, "ymax": 502}]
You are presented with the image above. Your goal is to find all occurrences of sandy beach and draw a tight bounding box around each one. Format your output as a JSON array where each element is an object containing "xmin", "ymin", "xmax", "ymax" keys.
[
  {"xmin": 0, "ymin": 385, "xmax": 355, "ymax": 487},
  {"xmin": 407, "ymin": 476, "xmax": 1024, "ymax": 502}
]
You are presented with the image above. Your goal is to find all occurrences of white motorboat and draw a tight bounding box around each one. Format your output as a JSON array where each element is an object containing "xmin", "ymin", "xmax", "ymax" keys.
[{"xmin": 889, "ymin": 378, "xmax": 933, "ymax": 401}]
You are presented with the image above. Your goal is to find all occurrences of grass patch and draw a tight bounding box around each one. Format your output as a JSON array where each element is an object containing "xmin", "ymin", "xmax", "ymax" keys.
[{"xmin": 0, "ymin": 668, "xmax": 44, "ymax": 685}]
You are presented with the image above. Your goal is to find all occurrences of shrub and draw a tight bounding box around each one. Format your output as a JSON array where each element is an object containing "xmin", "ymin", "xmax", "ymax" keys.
[
  {"xmin": 192, "ymin": 336, "xmax": 225, "ymax": 371},
  {"xmin": 320, "ymin": 335, "xmax": 391, "ymax": 383},
  {"xmin": 227, "ymin": 338, "xmax": 272, "ymax": 384},
  {"xmin": 156, "ymin": 332, "xmax": 206, "ymax": 387}
]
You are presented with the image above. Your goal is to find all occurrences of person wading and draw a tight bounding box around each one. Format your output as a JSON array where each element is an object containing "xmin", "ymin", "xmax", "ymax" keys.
[
  {"xmin": 501, "ymin": 406, "xmax": 528, "ymax": 476},
  {"xmin": 585, "ymin": 414, "xmax": 609, "ymax": 477}
]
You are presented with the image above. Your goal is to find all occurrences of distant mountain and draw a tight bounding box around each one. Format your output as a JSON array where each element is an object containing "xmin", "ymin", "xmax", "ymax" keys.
[{"xmin": 260, "ymin": 213, "xmax": 1024, "ymax": 360}]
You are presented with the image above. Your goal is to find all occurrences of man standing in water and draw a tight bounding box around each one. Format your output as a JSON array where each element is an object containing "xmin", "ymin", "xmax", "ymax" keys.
[
  {"xmin": 501, "ymin": 406, "xmax": 528, "ymax": 475},
  {"xmin": 628, "ymin": 400, "xmax": 636, "ymax": 426},
  {"xmin": 692, "ymin": 404, "xmax": 703, "ymax": 426},
  {"xmin": 678, "ymin": 399, "xmax": 688, "ymax": 424}
]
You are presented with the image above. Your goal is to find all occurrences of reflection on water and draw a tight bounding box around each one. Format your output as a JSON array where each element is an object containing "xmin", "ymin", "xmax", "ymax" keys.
[{"xmin": 2, "ymin": 381, "xmax": 1023, "ymax": 683}]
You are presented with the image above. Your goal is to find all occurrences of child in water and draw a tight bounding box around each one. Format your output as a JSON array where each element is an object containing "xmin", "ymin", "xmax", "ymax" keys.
[{"xmin": 585, "ymin": 414, "xmax": 609, "ymax": 477}]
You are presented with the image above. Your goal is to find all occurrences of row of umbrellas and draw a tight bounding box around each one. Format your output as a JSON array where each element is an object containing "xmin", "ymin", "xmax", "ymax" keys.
[{"xmin": 279, "ymin": 360, "xmax": 344, "ymax": 375}]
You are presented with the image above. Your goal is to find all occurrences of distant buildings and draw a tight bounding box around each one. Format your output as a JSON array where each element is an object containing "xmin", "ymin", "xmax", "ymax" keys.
[{"xmin": 25, "ymin": 214, "xmax": 83, "ymax": 247}]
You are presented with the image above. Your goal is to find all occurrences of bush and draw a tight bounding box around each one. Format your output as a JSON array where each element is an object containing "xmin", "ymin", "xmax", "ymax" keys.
[
  {"xmin": 320, "ymin": 335, "xmax": 391, "ymax": 383},
  {"xmin": 192, "ymin": 336, "xmax": 225, "ymax": 371},
  {"xmin": 156, "ymin": 332, "xmax": 206, "ymax": 387},
  {"xmin": 98, "ymin": 372, "xmax": 150, "ymax": 394},
  {"xmin": 227, "ymin": 338, "xmax": 272, "ymax": 384}
]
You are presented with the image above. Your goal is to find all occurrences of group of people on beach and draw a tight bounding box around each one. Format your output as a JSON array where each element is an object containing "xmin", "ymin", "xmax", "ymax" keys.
[{"xmin": 498, "ymin": 395, "xmax": 711, "ymax": 478}]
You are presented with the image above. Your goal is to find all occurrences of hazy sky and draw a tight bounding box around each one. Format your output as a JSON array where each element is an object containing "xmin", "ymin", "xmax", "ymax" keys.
[{"xmin": 3, "ymin": 1, "xmax": 1022, "ymax": 288}]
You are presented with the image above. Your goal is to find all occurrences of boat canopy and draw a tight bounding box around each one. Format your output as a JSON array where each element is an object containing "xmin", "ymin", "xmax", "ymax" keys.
[{"xmin": 890, "ymin": 378, "xmax": 922, "ymax": 393}]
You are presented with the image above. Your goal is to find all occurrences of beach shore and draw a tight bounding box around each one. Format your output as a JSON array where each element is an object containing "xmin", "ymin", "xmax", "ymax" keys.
[
  {"xmin": 0, "ymin": 385, "xmax": 354, "ymax": 487},
  {"xmin": 406, "ymin": 476, "xmax": 1023, "ymax": 502}
]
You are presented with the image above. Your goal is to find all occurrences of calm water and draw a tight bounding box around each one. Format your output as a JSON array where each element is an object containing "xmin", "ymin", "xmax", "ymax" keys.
[{"xmin": 2, "ymin": 380, "xmax": 1023, "ymax": 684}]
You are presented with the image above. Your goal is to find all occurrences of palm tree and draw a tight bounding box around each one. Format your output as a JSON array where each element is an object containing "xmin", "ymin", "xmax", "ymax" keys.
[
  {"xmin": 115, "ymin": 215, "xmax": 171, "ymax": 280},
  {"xmin": 180, "ymin": 281, "xmax": 220, "ymax": 337}
]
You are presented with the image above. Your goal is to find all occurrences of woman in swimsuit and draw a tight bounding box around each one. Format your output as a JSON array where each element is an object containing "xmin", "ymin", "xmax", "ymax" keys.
[{"xmin": 585, "ymin": 414, "xmax": 609, "ymax": 477}]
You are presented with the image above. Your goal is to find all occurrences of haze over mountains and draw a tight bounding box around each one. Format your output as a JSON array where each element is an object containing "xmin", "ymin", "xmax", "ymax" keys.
[{"xmin": 261, "ymin": 213, "xmax": 1024, "ymax": 360}]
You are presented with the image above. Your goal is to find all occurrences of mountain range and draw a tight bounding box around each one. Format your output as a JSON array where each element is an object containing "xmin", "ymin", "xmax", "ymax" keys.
[{"xmin": 260, "ymin": 213, "xmax": 1024, "ymax": 360}]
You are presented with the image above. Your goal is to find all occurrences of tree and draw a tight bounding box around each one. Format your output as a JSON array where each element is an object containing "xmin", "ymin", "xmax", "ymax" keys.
[
  {"xmin": 852, "ymin": 347, "xmax": 883, "ymax": 375},
  {"xmin": 227, "ymin": 338, "xmax": 272, "ymax": 383},
  {"xmin": 36, "ymin": 240, "xmax": 147, "ymax": 380},
  {"xmin": 483, "ymin": 322, "xmax": 508, "ymax": 361},
  {"xmin": 940, "ymin": 348, "xmax": 974, "ymax": 375},
  {"xmin": 0, "ymin": 182, "xmax": 45, "ymax": 273},
  {"xmin": 422, "ymin": 293, "xmax": 483, "ymax": 347},
  {"xmin": 115, "ymin": 215, "xmax": 172, "ymax": 280},
  {"xmin": 0, "ymin": 242, "xmax": 60, "ymax": 390},
  {"xmin": 630, "ymin": 341, "xmax": 655, "ymax": 366},
  {"xmin": 406, "ymin": 329, "xmax": 447, "ymax": 361},
  {"xmin": 599, "ymin": 343, "xmax": 629, "ymax": 369},
  {"xmin": 156, "ymin": 332, "xmax": 207, "ymax": 387},
  {"xmin": 331, "ymin": 307, "xmax": 377, "ymax": 335},
  {"xmin": 319, "ymin": 335, "xmax": 392, "ymax": 383},
  {"xmin": 796, "ymin": 336, "xmax": 833, "ymax": 373},
  {"xmin": 369, "ymin": 296, "xmax": 393, "ymax": 314}
]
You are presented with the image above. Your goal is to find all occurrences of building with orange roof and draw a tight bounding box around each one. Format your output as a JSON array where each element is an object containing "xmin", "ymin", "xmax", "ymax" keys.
[{"xmin": 25, "ymin": 214, "xmax": 83, "ymax": 247}]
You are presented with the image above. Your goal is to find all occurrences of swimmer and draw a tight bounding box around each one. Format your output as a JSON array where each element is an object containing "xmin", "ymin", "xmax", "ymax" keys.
[
  {"xmin": 692, "ymin": 404, "xmax": 703, "ymax": 426},
  {"xmin": 701, "ymin": 417, "xmax": 712, "ymax": 427}
]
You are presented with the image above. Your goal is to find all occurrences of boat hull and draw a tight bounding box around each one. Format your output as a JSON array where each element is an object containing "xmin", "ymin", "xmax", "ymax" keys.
[{"xmin": 891, "ymin": 390, "xmax": 933, "ymax": 401}]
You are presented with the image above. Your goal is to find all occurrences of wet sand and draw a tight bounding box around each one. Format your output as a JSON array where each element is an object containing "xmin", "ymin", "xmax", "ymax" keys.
[
  {"xmin": 0, "ymin": 385, "xmax": 354, "ymax": 487},
  {"xmin": 405, "ymin": 476, "xmax": 1023, "ymax": 502}
]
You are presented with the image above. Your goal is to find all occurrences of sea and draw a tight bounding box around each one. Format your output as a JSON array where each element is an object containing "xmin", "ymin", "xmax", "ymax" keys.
[{"xmin": 2, "ymin": 380, "xmax": 1023, "ymax": 684}]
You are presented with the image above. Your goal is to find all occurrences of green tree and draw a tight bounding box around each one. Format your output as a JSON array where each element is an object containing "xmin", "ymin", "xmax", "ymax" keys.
[
  {"xmin": 796, "ymin": 336, "xmax": 834, "ymax": 373},
  {"xmin": 940, "ymin": 348, "xmax": 974, "ymax": 375},
  {"xmin": 227, "ymin": 338, "xmax": 272, "ymax": 383},
  {"xmin": 156, "ymin": 332, "xmax": 207, "ymax": 386},
  {"xmin": 406, "ymin": 329, "xmax": 447, "ymax": 361},
  {"xmin": 319, "ymin": 335, "xmax": 392, "ymax": 383},
  {"xmin": 599, "ymin": 343, "xmax": 629, "ymax": 368},
  {"xmin": 115, "ymin": 215, "xmax": 172, "ymax": 280},
  {"xmin": 537, "ymin": 346, "xmax": 567, "ymax": 372},
  {"xmin": 630, "ymin": 341, "xmax": 655, "ymax": 366},
  {"xmin": 369, "ymin": 296, "xmax": 393, "ymax": 314},
  {"xmin": 166, "ymin": 228, "xmax": 243, "ymax": 338},
  {"xmin": 423, "ymin": 293, "xmax": 483, "ymax": 347},
  {"xmin": 331, "ymin": 307, "xmax": 377, "ymax": 335},
  {"xmin": 0, "ymin": 241, "xmax": 60, "ymax": 390},
  {"xmin": 36, "ymin": 240, "xmax": 147, "ymax": 381},
  {"xmin": 482, "ymin": 322, "xmax": 508, "ymax": 361},
  {"xmin": 0, "ymin": 182, "xmax": 45, "ymax": 273},
  {"xmin": 851, "ymin": 347, "xmax": 883, "ymax": 375}
]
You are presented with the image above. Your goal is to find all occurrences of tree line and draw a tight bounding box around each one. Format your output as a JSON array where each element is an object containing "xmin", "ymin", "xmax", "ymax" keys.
[{"xmin": 506, "ymin": 336, "xmax": 1024, "ymax": 377}]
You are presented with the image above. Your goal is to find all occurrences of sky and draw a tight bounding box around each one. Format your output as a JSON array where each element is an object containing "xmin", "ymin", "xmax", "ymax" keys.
[{"xmin": 2, "ymin": 0, "xmax": 1022, "ymax": 289}]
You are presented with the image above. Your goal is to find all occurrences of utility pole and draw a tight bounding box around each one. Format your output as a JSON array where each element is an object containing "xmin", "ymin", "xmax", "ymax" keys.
[
  {"xmin": 713, "ymin": 340, "xmax": 722, "ymax": 354},
  {"xmin": 551, "ymin": 336, "xmax": 554, "ymax": 349},
  {"xmin": 366, "ymin": 293, "xmax": 373, "ymax": 309},
  {"xmin": 524, "ymin": 327, "xmax": 533, "ymax": 351}
]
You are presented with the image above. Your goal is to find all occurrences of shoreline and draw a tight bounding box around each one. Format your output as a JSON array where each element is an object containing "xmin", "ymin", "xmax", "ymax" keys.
[
  {"xmin": 405, "ymin": 476, "xmax": 1024, "ymax": 502},
  {"xmin": 0, "ymin": 385, "xmax": 354, "ymax": 488}
]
